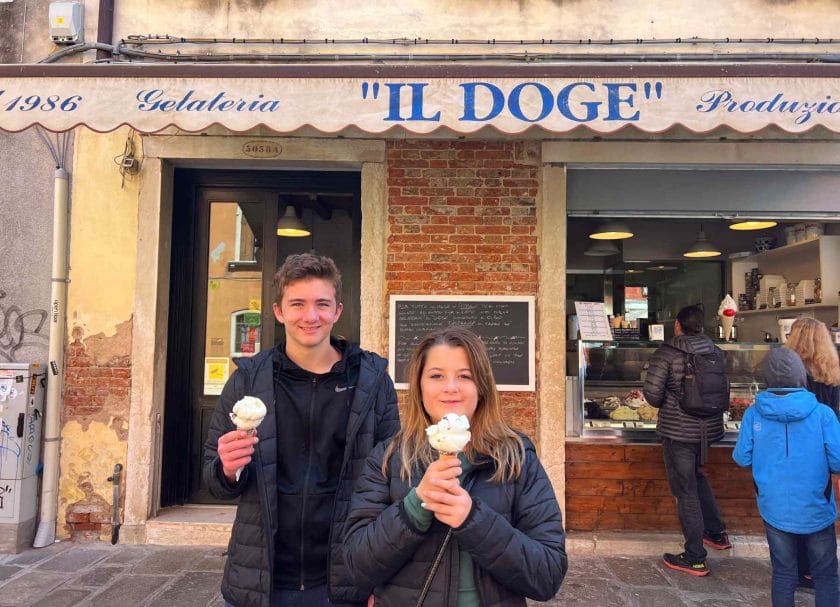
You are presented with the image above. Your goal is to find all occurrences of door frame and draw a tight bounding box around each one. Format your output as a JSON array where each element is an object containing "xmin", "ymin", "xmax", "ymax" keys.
[{"xmin": 121, "ymin": 137, "xmax": 387, "ymax": 542}]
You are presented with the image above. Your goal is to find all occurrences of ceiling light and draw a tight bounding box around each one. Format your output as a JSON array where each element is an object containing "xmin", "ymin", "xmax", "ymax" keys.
[
  {"xmin": 583, "ymin": 240, "xmax": 621, "ymax": 256},
  {"xmin": 729, "ymin": 219, "xmax": 778, "ymax": 231},
  {"xmin": 589, "ymin": 221, "xmax": 634, "ymax": 240},
  {"xmin": 276, "ymin": 206, "xmax": 311, "ymax": 237},
  {"xmin": 683, "ymin": 225, "xmax": 722, "ymax": 258}
]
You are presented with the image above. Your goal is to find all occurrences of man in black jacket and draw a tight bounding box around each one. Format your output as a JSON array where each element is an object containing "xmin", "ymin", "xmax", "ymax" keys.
[
  {"xmin": 204, "ymin": 254, "xmax": 400, "ymax": 607},
  {"xmin": 643, "ymin": 305, "xmax": 731, "ymax": 577}
]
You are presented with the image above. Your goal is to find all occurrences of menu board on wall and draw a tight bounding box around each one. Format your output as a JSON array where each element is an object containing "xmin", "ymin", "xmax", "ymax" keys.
[{"xmin": 388, "ymin": 295, "xmax": 535, "ymax": 391}]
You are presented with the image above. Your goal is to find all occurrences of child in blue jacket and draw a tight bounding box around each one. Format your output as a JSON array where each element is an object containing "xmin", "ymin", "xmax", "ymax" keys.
[{"xmin": 733, "ymin": 347, "xmax": 840, "ymax": 607}]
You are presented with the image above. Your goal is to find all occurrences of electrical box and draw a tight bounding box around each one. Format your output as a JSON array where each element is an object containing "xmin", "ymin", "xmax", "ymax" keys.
[
  {"xmin": 0, "ymin": 364, "xmax": 45, "ymax": 553},
  {"xmin": 48, "ymin": 2, "xmax": 84, "ymax": 45}
]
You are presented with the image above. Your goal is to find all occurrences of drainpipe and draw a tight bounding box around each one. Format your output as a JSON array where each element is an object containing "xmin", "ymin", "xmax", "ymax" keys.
[
  {"xmin": 33, "ymin": 168, "xmax": 69, "ymax": 548},
  {"xmin": 96, "ymin": 0, "xmax": 115, "ymax": 62}
]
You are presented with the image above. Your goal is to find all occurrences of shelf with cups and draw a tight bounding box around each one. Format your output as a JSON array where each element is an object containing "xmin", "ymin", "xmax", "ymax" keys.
[
  {"xmin": 730, "ymin": 235, "xmax": 840, "ymax": 341},
  {"xmin": 737, "ymin": 303, "xmax": 837, "ymax": 316}
]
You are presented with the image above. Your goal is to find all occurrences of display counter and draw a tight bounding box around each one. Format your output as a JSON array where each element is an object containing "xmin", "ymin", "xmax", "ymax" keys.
[{"xmin": 565, "ymin": 340, "xmax": 777, "ymax": 444}]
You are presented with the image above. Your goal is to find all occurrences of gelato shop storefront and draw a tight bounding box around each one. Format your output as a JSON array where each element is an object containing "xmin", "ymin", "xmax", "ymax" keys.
[{"xmin": 4, "ymin": 63, "xmax": 840, "ymax": 542}]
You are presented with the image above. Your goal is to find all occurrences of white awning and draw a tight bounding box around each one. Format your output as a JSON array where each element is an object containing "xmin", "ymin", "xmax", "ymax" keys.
[{"xmin": 2, "ymin": 63, "xmax": 840, "ymax": 135}]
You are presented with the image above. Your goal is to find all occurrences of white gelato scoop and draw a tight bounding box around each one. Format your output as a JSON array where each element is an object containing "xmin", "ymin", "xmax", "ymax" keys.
[
  {"xmin": 229, "ymin": 396, "xmax": 267, "ymax": 432},
  {"xmin": 717, "ymin": 293, "xmax": 738, "ymax": 316},
  {"xmin": 426, "ymin": 413, "xmax": 471, "ymax": 455}
]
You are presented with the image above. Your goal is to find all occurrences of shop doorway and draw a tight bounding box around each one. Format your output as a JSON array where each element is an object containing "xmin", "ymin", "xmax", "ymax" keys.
[{"xmin": 161, "ymin": 169, "xmax": 361, "ymax": 506}]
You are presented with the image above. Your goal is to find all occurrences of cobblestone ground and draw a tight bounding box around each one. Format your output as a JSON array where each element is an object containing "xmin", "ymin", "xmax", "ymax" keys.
[{"xmin": 0, "ymin": 541, "xmax": 822, "ymax": 606}]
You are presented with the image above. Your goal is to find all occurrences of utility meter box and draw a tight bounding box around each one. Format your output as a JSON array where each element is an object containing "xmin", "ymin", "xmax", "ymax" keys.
[
  {"xmin": 48, "ymin": 2, "xmax": 84, "ymax": 45},
  {"xmin": 0, "ymin": 364, "xmax": 45, "ymax": 553}
]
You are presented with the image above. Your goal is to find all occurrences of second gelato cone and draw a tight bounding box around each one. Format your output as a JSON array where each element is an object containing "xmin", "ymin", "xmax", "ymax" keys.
[
  {"xmin": 720, "ymin": 315, "xmax": 735, "ymax": 341},
  {"xmin": 426, "ymin": 413, "xmax": 471, "ymax": 458}
]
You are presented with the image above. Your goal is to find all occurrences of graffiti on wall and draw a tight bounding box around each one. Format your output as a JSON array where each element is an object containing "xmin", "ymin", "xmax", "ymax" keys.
[{"xmin": 0, "ymin": 289, "xmax": 48, "ymax": 363}]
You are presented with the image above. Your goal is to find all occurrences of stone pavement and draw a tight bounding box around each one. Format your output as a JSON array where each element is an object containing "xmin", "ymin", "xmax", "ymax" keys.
[{"xmin": 0, "ymin": 540, "xmax": 820, "ymax": 607}]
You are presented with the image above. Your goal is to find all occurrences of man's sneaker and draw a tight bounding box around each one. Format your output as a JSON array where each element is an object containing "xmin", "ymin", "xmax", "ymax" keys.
[
  {"xmin": 663, "ymin": 552, "xmax": 710, "ymax": 577},
  {"xmin": 703, "ymin": 531, "xmax": 732, "ymax": 550}
]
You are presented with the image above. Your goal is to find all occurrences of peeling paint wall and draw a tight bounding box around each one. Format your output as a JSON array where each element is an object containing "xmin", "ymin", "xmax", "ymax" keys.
[{"xmin": 59, "ymin": 127, "xmax": 139, "ymax": 539}]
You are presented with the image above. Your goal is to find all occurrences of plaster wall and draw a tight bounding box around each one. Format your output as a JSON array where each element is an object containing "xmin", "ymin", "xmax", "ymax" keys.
[
  {"xmin": 113, "ymin": 0, "xmax": 840, "ymax": 41},
  {"xmin": 0, "ymin": 130, "xmax": 58, "ymax": 366},
  {"xmin": 59, "ymin": 126, "xmax": 139, "ymax": 539}
]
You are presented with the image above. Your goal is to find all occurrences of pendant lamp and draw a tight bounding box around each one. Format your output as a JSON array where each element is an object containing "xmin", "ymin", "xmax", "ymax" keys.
[
  {"xmin": 728, "ymin": 219, "xmax": 778, "ymax": 231},
  {"xmin": 683, "ymin": 225, "xmax": 721, "ymax": 258},
  {"xmin": 276, "ymin": 206, "xmax": 311, "ymax": 237},
  {"xmin": 584, "ymin": 240, "xmax": 621, "ymax": 256},
  {"xmin": 589, "ymin": 221, "xmax": 634, "ymax": 240}
]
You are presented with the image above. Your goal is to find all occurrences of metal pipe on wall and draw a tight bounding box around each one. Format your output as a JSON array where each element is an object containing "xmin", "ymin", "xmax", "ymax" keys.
[{"xmin": 33, "ymin": 168, "xmax": 69, "ymax": 548}]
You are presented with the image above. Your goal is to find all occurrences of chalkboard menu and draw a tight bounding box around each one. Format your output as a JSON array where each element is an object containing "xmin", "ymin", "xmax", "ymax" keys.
[{"xmin": 388, "ymin": 295, "xmax": 535, "ymax": 391}]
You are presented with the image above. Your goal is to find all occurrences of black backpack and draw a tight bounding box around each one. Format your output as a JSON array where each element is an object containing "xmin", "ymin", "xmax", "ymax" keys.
[{"xmin": 665, "ymin": 344, "xmax": 730, "ymax": 419}]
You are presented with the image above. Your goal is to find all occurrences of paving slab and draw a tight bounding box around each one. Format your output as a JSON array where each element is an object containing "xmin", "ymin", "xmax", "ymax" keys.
[
  {"xmin": 30, "ymin": 589, "xmax": 92, "ymax": 607},
  {"xmin": 35, "ymin": 549, "xmax": 110, "ymax": 573},
  {"xmin": 192, "ymin": 552, "xmax": 226, "ymax": 572},
  {"xmin": 0, "ymin": 566, "xmax": 21, "ymax": 582},
  {"xmin": 98, "ymin": 545, "xmax": 155, "ymax": 565},
  {"xmin": 130, "ymin": 547, "xmax": 210, "ymax": 575},
  {"xmin": 0, "ymin": 571, "xmax": 70, "ymax": 607},
  {"xmin": 151, "ymin": 571, "xmax": 223, "ymax": 606},
  {"xmin": 85, "ymin": 574, "xmax": 170, "ymax": 606},
  {"xmin": 71, "ymin": 565, "xmax": 125, "ymax": 587},
  {"xmin": 4, "ymin": 543, "xmax": 71, "ymax": 567}
]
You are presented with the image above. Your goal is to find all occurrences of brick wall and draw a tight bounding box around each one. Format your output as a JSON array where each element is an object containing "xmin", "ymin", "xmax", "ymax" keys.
[
  {"xmin": 386, "ymin": 140, "xmax": 538, "ymax": 436},
  {"xmin": 566, "ymin": 443, "xmax": 840, "ymax": 534},
  {"xmin": 64, "ymin": 332, "xmax": 131, "ymax": 418}
]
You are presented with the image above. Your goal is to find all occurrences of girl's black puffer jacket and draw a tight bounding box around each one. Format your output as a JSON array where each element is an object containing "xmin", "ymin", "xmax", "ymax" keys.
[{"xmin": 343, "ymin": 436, "xmax": 567, "ymax": 607}]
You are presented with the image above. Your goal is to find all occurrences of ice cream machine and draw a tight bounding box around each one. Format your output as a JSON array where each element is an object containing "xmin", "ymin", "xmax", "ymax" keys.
[{"xmin": 0, "ymin": 364, "xmax": 45, "ymax": 552}]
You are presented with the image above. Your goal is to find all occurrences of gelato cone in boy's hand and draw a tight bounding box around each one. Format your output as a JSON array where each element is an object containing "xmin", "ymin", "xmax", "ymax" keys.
[
  {"xmin": 230, "ymin": 396, "xmax": 267, "ymax": 432},
  {"xmin": 718, "ymin": 294, "xmax": 738, "ymax": 341},
  {"xmin": 229, "ymin": 396, "xmax": 267, "ymax": 481},
  {"xmin": 426, "ymin": 413, "xmax": 471, "ymax": 457}
]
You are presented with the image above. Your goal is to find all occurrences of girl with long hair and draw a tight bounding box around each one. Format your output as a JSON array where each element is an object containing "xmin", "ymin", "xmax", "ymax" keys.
[
  {"xmin": 786, "ymin": 317, "xmax": 840, "ymax": 417},
  {"xmin": 343, "ymin": 327, "xmax": 567, "ymax": 606}
]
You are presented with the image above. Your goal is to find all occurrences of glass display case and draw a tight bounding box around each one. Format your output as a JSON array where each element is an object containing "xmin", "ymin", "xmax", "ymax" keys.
[{"xmin": 566, "ymin": 340, "xmax": 778, "ymax": 443}]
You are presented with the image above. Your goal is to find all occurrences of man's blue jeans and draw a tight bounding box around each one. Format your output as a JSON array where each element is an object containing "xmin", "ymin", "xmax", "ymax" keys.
[{"xmin": 765, "ymin": 521, "xmax": 839, "ymax": 607}]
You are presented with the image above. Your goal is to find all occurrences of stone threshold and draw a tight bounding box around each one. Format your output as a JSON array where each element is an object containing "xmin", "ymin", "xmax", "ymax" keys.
[
  {"xmin": 144, "ymin": 507, "xmax": 774, "ymax": 559},
  {"xmin": 566, "ymin": 530, "xmax": 770, "ymax": 559}
]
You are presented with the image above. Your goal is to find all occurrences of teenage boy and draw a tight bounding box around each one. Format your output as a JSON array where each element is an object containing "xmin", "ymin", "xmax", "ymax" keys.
[
  {"xmin": 204, "ymin": 254, "xmax": 400, "ymax": 607},
  {"xmin": 643, "ymin": 305, "xmax": 731, "ymax": 577},
  {"xmin": 734, "ymin": 347, "xmax": 840, "ymax": 607}
]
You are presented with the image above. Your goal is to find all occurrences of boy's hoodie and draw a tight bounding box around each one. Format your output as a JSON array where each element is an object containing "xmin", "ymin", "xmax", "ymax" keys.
[{"xmin": 733, "ymin": 387, "xmax": 840, "ymax": 533}]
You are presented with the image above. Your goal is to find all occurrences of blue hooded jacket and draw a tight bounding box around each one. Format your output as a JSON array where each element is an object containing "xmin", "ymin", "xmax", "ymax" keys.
[{"xmin": 733, "ymin": 388, "xmax": 840, "ymax": 534}]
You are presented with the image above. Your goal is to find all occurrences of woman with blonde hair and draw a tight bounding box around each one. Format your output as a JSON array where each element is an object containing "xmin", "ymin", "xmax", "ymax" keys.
[
  {"xmin": 343, "ymin": 327, "xmax": 567, "ymax": 606},
  {"xmin": 786, "ymin": 317, "xmax": 840, "ymax": 418}
]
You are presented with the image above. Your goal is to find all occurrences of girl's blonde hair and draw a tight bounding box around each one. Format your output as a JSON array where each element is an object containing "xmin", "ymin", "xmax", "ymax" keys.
[
  {"xmin": 786, "ymin": 317, "xmax": 840, "ymax": 386},
  {"xmin": 384, "ymin": 327, "xmax": 525, "ymax": 483}
]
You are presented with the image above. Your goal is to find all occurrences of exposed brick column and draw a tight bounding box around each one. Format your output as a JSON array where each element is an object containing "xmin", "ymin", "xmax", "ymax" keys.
[{"xmin": 386, "ymin": 140, "xmax": 538, "ymax": 436}]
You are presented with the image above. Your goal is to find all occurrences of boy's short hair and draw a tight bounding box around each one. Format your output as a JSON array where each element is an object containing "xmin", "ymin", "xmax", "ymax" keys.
[
  {"xmin": 676, "ymin": 305, "xmax": 705, "ymax": 336},
  {"xmin": 273, "ymin": 254, "xmax": 342, "ymax": 305}
]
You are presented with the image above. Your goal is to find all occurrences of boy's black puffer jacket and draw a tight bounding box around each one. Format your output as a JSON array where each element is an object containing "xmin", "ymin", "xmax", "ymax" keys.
[
  {"xmin": 203, "ymin": 344, "xmax": 399, "ymax": 607},
  {"xmin": 343, "ymin": 436, "xmax": 568, "ymax": 606}
]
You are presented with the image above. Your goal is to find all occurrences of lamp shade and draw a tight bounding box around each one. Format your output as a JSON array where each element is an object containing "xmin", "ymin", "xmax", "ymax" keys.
[
  {"xmin": 276, "ymin": 206, "xmax": 311, "ymax": 237},
  {"xmin": 589, "ymin": 221, "xmax": 634, "ymax": 240},
  {"xmin": 728, "ymin": 219, "xmax": 778, "ymax": 231},
  {"xmin": 683, "ymin": 228, "xmax": 721, "ymax": 258},
  {"xmin": 583, "ymin": 240, "xmax": 620, "ymax": 256}
]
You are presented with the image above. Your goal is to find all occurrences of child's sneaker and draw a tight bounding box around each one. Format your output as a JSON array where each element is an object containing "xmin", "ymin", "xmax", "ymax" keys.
[
  {"xmin": 703, "ymin": 531, "xmax": 732, "ymax": 550},
  {"xmin": 663, "ymin": 552, "xmax": 710, "ymax": 577}
]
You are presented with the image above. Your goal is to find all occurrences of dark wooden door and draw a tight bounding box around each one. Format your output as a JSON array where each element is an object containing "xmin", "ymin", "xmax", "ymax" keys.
[{"xmin": 161, "ymin": 170, "xmax": 362, "ymax": 507}]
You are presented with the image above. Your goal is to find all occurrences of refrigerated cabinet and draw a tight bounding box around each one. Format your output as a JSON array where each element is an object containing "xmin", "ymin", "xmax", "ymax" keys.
[{"xmin": 566, "ymin": 340, "xmax": 776, "ymax": 443}]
